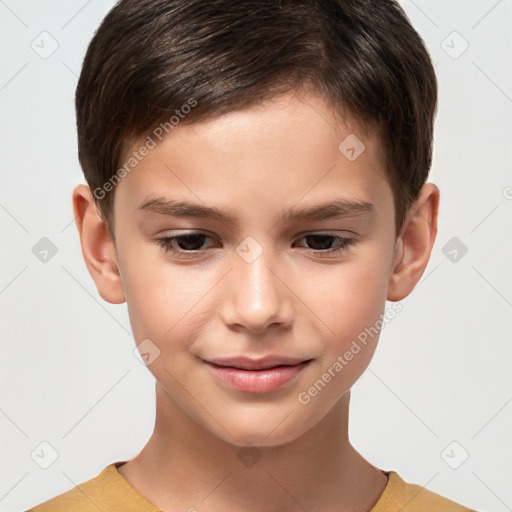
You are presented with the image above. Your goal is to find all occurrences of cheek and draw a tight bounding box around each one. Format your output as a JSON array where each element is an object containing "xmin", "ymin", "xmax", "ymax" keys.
[
  {"xmin": 302, "ymin": 242, "xmax": 394, "ymax": 389},
  {"xmin": 118, "ymin": 243, "xmax": 211, "ymax": 347},
  {"xmin": 314, "ymin": 249, "xmax": 392, "ymax": 338}
]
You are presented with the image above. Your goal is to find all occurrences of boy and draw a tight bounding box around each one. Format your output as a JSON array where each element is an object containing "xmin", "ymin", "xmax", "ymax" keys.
[{"xmin": 27, "ymin": 0, "xmax": 478, "ymax": 510}]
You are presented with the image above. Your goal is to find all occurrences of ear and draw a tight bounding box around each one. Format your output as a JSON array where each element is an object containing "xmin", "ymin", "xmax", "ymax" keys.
[
  {"xmin": 387, "ymin": 182, "xmax": 440, "ymax": 301},
  {"xmin": 72, "ymin": 184, "xmax": 126, "ymax": 304}
]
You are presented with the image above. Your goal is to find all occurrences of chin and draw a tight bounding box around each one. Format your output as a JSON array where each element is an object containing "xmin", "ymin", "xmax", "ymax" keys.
[
  {"xmin": 222, "ymin": 430, "xmax": 301, "ymax": 449},
  {"xmin": 209, "ymin": 408, "xmax": 316, "ymax": 449}
]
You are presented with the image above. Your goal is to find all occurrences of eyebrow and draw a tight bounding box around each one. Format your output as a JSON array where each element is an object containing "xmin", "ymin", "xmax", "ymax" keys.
[{"xmin": 137, "ymin": 197, "xmax": 375, "ymax": 224}]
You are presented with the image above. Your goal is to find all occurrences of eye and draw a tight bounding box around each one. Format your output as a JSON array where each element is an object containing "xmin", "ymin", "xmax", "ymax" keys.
[
  {"xmin": 156, "ymin": 232, "xmax": 218, "ymax": 258},
  {"xmin": 294, "ymin": 234, "xmax": 355, "ymax": 255},
  {"xmin": 156, "ymin": 232, "xmax": 356, "ymax": 260}
]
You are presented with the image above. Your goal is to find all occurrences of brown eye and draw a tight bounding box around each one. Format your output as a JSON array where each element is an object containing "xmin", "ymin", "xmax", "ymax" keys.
[
  {"xmin": 156, "ymin": 232, "xmax": 217, "ymax": 257},
  {"xmin": 295, "ymin": 234, "xmax": 355, "ymax": 254}
]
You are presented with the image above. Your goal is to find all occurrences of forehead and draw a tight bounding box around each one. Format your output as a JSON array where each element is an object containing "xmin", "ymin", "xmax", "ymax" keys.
[{"xmin": 114, "ymin": 91, "xmax": 390, "ymax": 221}]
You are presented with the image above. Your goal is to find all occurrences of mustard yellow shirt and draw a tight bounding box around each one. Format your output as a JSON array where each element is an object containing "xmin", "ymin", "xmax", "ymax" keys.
[{"xmin": 26, "ymin": 462, "xmax": 477, "ymax": 511}]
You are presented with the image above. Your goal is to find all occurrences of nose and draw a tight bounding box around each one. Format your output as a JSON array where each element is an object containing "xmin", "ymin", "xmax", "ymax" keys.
[{"xmin": 220, "ymin": 240, "xmax": 294, "ymax": 334}]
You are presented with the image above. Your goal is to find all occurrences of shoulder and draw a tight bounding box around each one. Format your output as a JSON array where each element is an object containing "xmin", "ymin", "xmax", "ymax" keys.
[
  {"xmin": 24, "ymin": 463, "xmax": 159, "ymax": 512},
  {"xmin": 25, "ymin": 467, "xmax": 104, "ymax": 512},
  {"xmin": 25, "ymin": 465, "xmax": 115, "ymax": 512},
  {"xmin": 371, "ymin": 471, "xmax": 478, "ymax": 512}
]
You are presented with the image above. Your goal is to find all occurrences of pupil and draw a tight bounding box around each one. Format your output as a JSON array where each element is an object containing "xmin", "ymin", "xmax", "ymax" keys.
[
  {"xmin": 308, "ymin": 235, "xmax": 332, "ymax": 250},
  {"xmin": 179, "ymin": 234, "xmax": 204, "ymax": 250}
]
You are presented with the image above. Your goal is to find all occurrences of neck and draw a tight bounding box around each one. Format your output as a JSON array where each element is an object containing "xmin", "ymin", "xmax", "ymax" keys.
[{"xmin": 117, "ymin": 382, "xmax": 387, "ymax": 512}]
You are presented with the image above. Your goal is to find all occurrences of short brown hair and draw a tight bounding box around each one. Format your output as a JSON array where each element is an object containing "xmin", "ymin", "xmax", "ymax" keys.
[{"xmin": 75, "ymin": 0, "xmax": 437, "ymax": 240}]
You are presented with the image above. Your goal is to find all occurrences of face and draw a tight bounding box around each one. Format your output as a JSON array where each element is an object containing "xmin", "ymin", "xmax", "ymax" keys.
[{"xmin": 111, "ymin": 91, "xmax": 400, "ymax": 447}]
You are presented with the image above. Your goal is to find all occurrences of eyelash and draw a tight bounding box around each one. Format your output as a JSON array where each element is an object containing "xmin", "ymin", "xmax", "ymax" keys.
[{"xmin": 155, "ymin": 232, "xmax": 356, "ymax": 259}]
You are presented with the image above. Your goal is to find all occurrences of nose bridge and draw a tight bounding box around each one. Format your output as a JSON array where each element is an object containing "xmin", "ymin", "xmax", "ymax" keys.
[{"xmin": 222, "ymin": 236, "xmax": 291, "ymax": 332}]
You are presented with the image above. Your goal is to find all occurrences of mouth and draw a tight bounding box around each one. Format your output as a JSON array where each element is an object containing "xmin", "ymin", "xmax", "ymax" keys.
[
  {"xmin": 203, "ymin": 357, "xmax": 314, "ymax": 393},
  {"xmin": 205, "ymin": 355, "xmax": 314, "ymax": 371}
]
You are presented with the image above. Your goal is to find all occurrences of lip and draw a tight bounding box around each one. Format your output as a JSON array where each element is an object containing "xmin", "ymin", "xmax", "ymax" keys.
[
  {"xmin": 206, "ymin": 354, "xmax": 310, "ymax": 370},
  {"xmin": 204, "ymin": 356, "xmax": 313, "ymax": 393}
]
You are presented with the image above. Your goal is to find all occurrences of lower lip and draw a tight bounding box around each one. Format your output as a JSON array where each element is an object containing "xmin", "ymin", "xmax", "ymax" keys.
[{"xmin": 205, "ymin": 360, "xmax": 312, "ymax": 393}]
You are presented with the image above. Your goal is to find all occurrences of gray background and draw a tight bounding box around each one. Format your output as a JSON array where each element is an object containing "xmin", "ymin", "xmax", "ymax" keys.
[{"xmin": 1, "ymin": 1, "xmax": 511, "ymax": 511}]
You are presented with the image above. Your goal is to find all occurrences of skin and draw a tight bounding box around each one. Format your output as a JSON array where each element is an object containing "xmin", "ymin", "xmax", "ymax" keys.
[{"xmin": 73, "ymin": 90, "xmax": 439, "ymax": 512}]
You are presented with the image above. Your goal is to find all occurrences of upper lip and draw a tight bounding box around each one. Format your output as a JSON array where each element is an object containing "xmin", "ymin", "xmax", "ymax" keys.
[{"xmin": 205, "ymin": 355, "xmax": 312, "ymax": 371}]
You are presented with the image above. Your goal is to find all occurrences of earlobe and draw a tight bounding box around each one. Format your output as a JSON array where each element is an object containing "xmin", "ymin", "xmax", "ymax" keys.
[
  {"xmin": 72, "ymin": 184, "xmax": 126, "ymax": 304},
  {"xmin": 387, "ymin": 182, "xmax": 440, "ymax": 302}
]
